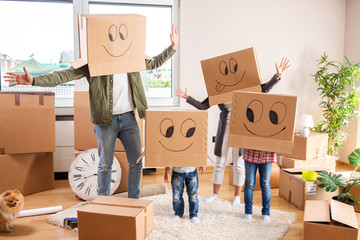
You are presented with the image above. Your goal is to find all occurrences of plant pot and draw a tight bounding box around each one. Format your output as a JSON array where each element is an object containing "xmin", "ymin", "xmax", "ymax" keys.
[{"xmin": 332, "ymin": 196, "xmax": 355, "ymax": 206}]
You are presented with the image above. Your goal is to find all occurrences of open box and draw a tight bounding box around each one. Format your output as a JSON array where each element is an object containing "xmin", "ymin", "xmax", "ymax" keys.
[{"xmin": 303, "ymin": 199, "xmax": 359, "ymax": 240}]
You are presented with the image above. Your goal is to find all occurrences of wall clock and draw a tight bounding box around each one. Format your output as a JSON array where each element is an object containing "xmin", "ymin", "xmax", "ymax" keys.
[{"xmin": 68, "ymin": 148, "xmax": 121, "ymax": 200}]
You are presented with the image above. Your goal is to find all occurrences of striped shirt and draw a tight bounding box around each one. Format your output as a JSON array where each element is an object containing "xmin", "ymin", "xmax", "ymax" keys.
[{"xmin": 243, "ymin": 149, "xmax": 276, "ymax": 164}]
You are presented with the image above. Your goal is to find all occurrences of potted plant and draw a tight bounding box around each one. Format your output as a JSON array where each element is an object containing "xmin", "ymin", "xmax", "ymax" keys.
[
  {"xmin": 312, "ymin": 53, "xmax": 360, "ymax": 156},
  {"xmin": 317, "ymin": 148, "xmax": 360, "ymax": 206}
]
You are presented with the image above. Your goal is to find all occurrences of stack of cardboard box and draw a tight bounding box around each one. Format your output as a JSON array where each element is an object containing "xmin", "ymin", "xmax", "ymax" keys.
[
  {"xmin": 74, "ymin": 91, "xmax": 144, "ymax": 194},
  {"xmin": 0, "ymin": 92, "xmax": 56, "ymax": 195}
]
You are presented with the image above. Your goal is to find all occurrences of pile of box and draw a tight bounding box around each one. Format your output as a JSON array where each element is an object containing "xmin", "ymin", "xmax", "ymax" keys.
[
  {"xmin": 73, "ymin": 91, "xmax": 144, "ymax": 194},
  {"xmin": 0, "ymin": 92, "xmax": 56, "ymax": 195}
]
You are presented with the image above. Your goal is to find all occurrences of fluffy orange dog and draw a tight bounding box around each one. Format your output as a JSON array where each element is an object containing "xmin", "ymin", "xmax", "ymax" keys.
[{"xmin": 0, "ymin": 190, "xmax": 24, "ymax": 233}]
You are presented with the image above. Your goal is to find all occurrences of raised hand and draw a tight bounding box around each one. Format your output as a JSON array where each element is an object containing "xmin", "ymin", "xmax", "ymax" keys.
[
  {"xmin": 275, "ymin": 57, "xmax": 291, "ymax": 78},
  {"xmin": 4, "ymin": 67, "xmax": 34, "ymax": 86},
  {"xmin": 175, "ymin": 88, "xmax": 188, "ymax": 99},
  {"xmin": 170, "ymin": 24, "xmax": 179, "ymax": 50}
]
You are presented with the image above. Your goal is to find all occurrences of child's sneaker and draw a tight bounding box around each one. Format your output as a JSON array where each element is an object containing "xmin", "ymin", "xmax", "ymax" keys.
[
  {"xmin": 232, "ymin": 196, "xmax": 241, "ymax": 206},
  {"xmin": 244, "ymin": 214, "xmax": 252, "ymax": 222},
  {"xmin": 171, "ymin": 215, "xmax": 181, "ymax": 222},
  {"xmin": 204, "ymin": 194, "xmax": 218, "ymax": 202},
  {"xmin": 191, "ymin": 217, "xmax": 200, "ymax": 224},
  {"xmin": 262, "ymin": 215, "xmax": 270, "ymax": 224}
]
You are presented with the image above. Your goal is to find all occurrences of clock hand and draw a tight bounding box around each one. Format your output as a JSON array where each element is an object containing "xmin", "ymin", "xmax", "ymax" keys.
[{"xmin": 84, "ymin": 173, "xmax": 98, "ymax": 179}]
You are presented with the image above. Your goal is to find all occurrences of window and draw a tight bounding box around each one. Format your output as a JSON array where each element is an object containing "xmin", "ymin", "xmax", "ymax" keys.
[
  {"xmin": 89, "ymin": 0, "xmax": 178, "ymax": 106},
  {"xmin": 0, "ymin": 0, "xmax": 74, "ymax": 107}
]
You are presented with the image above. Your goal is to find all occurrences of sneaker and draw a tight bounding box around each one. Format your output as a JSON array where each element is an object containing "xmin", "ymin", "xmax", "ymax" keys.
[
  {"xmin": 191, "ymin": 217, "xmax": 200, "ymax": 224},
  {"xmin": 171, "ymin": 215, "xmax": 181, "ymax": 222},
  {"xmin": 243, "ymin": 214, "xmax": 252, "ymax": 222},
  {"xmin": 232, "ymin": 196, "xmax": 241, "ymax": 206},
  {"xmin": 204, "ymin": 194, "xmax": 218, "ymax": 202},
  {"xmin": 262, "ymin": 215, "xmax": 270, "ymax": 224}
]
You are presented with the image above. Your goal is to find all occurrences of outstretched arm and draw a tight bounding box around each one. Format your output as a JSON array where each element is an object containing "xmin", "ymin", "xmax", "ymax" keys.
[
  {"xmin": 4, "ymin": 67, "xmax": 34, "ymax": 86},
  {"xmin": 261, "ymin": 57, "xmax": 291, "ymax": 93},
  {"xmin": 175, "ymin": 87, "xmax": 210, "ymax": 110}
]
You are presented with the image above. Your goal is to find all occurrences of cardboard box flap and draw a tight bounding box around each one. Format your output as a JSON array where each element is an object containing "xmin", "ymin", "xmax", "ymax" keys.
[
  {"xmin": 331, "ymin": 199, "xmax": 359, "ymax": 229},
  {"xmin": 282, "ymin": 168, "xmax": 330, "ymax": 174},
  {"xmin": 70, "ymin": 58, "xmax": 87, "ymax": 69},
  {"xmin": 78, "ymin": 203, "xmax": 142, "ymax": 217},
  {"xmin": 92, "ymin": 196, "xmax": 152, "ymax": 208},
  {"xmin": 304, "ymin": 200, "xmax": 330, "ymax": 223}
]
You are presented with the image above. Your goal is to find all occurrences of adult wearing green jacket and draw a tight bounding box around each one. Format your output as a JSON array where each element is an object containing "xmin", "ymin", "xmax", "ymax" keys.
[{"xmin": 5, "ymin": 25, "xmax": 179, "ymax": 199}]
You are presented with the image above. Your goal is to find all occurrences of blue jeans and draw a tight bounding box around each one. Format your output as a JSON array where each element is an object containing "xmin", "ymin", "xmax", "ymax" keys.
[
  {"xmin": 244, "ymin": 161, "xmax": 272, "ymax": 216},
  {"xmin": 171, "ymin": 170, "xmax": 199, "ymax": 218},
  {"xmin": 94, "ymin": 111, "xmax": 142, "ymax": 199}
]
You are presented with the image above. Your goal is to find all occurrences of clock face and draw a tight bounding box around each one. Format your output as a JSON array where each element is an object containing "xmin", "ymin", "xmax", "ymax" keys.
[{"xmin": 68, "ymin": 148, "xmax": 121, "ymax": 201}]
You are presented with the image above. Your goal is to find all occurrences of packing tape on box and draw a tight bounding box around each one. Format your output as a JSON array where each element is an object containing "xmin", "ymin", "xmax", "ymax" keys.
[
  {"xmin": 19, "ymin": 206, "xmax": 63, "ymax": 217},
  {"xmin": 302, "ymin": 171, "xmax": 318, "ymax": 182}
]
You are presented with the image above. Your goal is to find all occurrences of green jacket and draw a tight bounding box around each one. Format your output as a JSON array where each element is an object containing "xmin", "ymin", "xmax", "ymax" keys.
[{"xmin": 34, "ymin": 46, "xmax": 176, "ymax": 126}]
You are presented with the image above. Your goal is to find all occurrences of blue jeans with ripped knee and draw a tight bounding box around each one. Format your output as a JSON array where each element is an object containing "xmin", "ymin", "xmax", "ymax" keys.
[{"xmin": 171, "ymin": 170, "xmax": 199, "ymax": 219}]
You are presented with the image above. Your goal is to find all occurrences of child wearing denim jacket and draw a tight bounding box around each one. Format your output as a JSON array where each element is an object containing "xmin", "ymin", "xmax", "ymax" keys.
[{"xmin": 164, "ymin": 166, "xmax": 205, "ymax": 224}]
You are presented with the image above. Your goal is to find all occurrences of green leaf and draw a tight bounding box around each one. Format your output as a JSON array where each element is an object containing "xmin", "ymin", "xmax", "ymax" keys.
[
  {"xmin": 317, "ymin": 172, "xmax": 347, "ymax": 192},
  {"xmin": 348, "ymin": 148, "xmax": 360, "ymax": 166}
]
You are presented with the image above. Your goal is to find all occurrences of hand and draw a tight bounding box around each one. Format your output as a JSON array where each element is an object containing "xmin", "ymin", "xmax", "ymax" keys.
[
  {"xmin": 199, "ymin": 167, "xmax": 206, "ymax": 174},
  {"xmin": 275, "ymin": 57, "xmax": 291, "ymax": 78},
  {"xmin": 175, "ymin": 88, "xmax": 188, "ymax": 99},
  {"xmin": 170, "ymin": 24, "xmax": 179, "ymax": 50},
  {"xmin": 164, "ymin": 167, "xmax": 170, "ymax": 183},
  {"xmin": 4, "ymin": 67, "xmax": 34, "ymax": 86}
]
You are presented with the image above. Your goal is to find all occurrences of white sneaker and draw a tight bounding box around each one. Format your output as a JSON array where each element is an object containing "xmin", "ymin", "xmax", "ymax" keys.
[
  {"xmin": 191, "ymin": 217, "xmax": 200, "ymax": 224},
  {"xmin": 171, "ymin": 215, "xmax": 181, "ymax": 222},
  {"xmin": 232, "ymin": 196, "xmax": 241, "ymax": 206},
  {"xmin": 262, "ymin": 215, "xmax": 270, "ymax": 224},
  {"xmin": 244, "ymin": 214, "xmax": 252, "ymax": 222},
  {"xmin": 204, "ymin": 194, "xmax": 218, "ymax": 202}
]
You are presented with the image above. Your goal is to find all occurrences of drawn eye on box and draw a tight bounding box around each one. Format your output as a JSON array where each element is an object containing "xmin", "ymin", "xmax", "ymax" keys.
[
  {"xmin": 158, "ymin": 118, "xmax": 196, "ymax": 152},
  {"xmin": 103, "ymin": 23, "xmax": 133, "ymax": 58}
]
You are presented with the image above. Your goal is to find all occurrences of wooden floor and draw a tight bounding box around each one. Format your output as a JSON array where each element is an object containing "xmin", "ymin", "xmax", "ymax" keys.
[{"xmin": 0, "ymin": 163, "xmax": 358, "ymax": 240}]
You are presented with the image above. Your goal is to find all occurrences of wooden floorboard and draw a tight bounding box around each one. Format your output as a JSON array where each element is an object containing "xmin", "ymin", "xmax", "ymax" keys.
[{"xmin": 0, "ymin": 164, "xmax": 357, "ymax": 239}]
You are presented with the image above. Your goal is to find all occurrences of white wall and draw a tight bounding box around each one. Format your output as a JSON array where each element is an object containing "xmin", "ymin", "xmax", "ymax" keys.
[
  {"xmin": 339, "ymin": 0, "xmax": 360, "ymax": 162},
  {"xmin": 178, "ymin": 0, "xmax": 346, "ymax": 164}
]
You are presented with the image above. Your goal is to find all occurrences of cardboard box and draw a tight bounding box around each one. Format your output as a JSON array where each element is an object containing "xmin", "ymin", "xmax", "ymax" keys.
[
  {"xmin": 280, "ymin": 132, "xmax": 328, "ymax": 160},
  {"xmin": 229, "ymin": 163, "xmax": 280, "ymax": 191},
  {"xmin": 78, "ymin": 196, "xmax": 153, "ymax": 240},
  {"xmin": 75, "ymin": 151, "xmax": 135, "ymax": 194},
  {"xmin": 278, "ymin": 155, "xmax": 336, "ymax": 172},
  {"xmin": 0, "ymin": 92, "xmax": 55, "ymax": 154},
  {"xmin": 279, "ymin": 168, "xmax": 339, "ymax": 210},
  {"xmin": 228, "ymin": 91, "xmax": 297, "ymax": 154},
  {"xmin": 0, "ymin": 152, "xmax": 54, "ymax": 195},
  {"xmin": 144, "ymin": 110, "xmax": 208, "ymax": 167},
  {"xmin": 201, "ymin": 47, "xmax": 262, "ymax": 106},
  {"xmin": 74, "ymin": 91, "xmax": 143, "ymax": 151},
  {"xmin": 303, "ymin": 200, "xmax": 359, "ymax": 240},
  {"xmin": 71, "ymin": 14, "xmax": 146, "ymax": 76}
]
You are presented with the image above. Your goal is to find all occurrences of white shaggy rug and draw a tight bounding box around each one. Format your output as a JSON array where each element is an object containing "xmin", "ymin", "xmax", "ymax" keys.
[{"xmin": 48, "ymin": 192, "xmax": 296, "ymax": 240}]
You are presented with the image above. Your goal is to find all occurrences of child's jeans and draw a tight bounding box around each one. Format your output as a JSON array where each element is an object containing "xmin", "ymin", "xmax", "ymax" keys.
[
  {"xmin": 244, "ymin": 161, "xmax": 272, "ymax": 216},
  {"xmin": 171, "ymin": 169, "xmax": 199, "ymax": 219}
]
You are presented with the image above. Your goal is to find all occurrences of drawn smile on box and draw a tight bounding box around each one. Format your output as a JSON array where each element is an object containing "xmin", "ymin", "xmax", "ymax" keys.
[
  {"xmin": 243, "ymin": 100, "xmax": 287, "ymax": 137},
  {"xmin": 159, "ymin": 118, "xmax": 196, "ymax": 152},
  {"xmin": 103, "ymin": 24, "xmax": 132, "ymax": 58},
  {"xmin": 215, "ymin": 58, "xmax": 246, "ymax": 92}
]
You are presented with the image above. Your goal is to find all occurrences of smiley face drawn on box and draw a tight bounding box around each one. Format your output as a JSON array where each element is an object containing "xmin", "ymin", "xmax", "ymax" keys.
[
  {"xmin": 229, "ymin": 91, "xmax": 297, "ymax": 153},
  {"xmin": 145, "ymin": 110, "xmax": 208, "ymax": 167},
  {"xmin": 201, "ymin": 47, "xmax": 262, "ymax": 102},
  {"xmin": 74, "ymin": 14, "xmax": 146, "ymax": 76}
]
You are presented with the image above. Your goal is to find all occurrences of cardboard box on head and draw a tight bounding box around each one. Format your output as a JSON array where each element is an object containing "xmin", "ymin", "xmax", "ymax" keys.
[
  {"xmin": 228, "ymin": 91, "xmax": 297, "ymax": 154},
  {"xmin": 71, "ymin": 14, "xmax": 146, "ymax": 77},
  {"xmin": 145, "ymin": 110, "xmax": 208, "ymax": 167},
  {"xmin": 201, "ymin": 47, "xmax": 262, "ymax": 106}
]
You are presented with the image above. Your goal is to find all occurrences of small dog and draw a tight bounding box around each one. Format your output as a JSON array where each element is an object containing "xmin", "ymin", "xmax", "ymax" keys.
[{"xmin": 0, "ymin": 189, "xmax": 24, "ymax": 233}]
